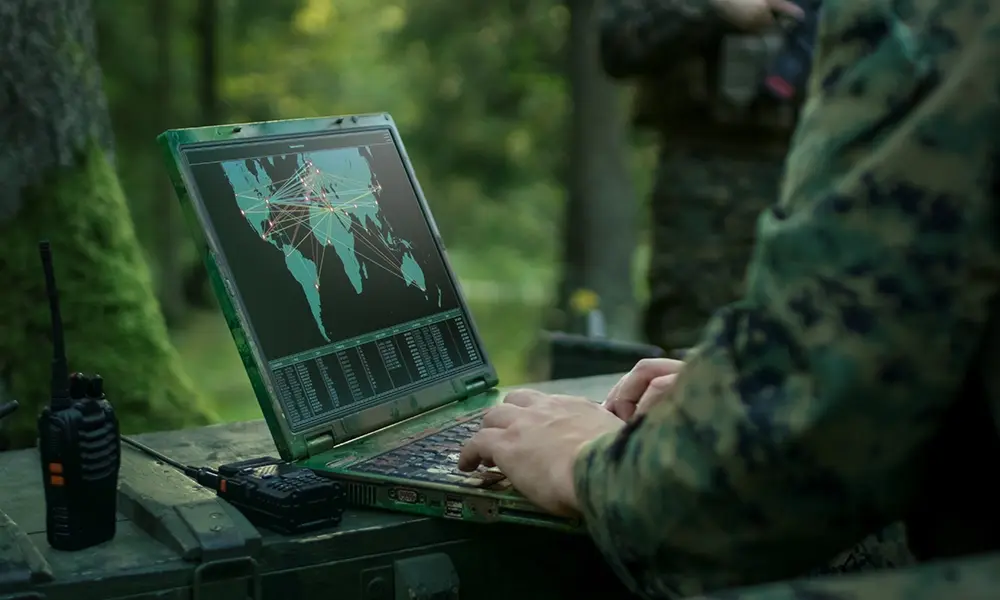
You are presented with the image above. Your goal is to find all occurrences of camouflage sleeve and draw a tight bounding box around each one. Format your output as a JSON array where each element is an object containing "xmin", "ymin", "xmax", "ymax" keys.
[
  {"xmin": 694, "ymin": 554, "xmax": 1000, "ymax": 600},
  {"xmin": 575, "ymin": 0, "xmax": 1000, "ymax": 597},
  {"xmin": 598, "ymin": 0, "xmax": 726, "ymax": 78}
]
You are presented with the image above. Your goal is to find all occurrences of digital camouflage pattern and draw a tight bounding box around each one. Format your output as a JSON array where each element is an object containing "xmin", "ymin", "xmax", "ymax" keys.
[
  {"xmin": 695, "ymin": 553, "xmax": 1000, "ymax": 599},
  {"xmin": 644, "ymin": 154, "xmax": 787, "ymax": 351},
  {"xmin": 599, "ymin": 0, "xmax": 798, "ymax": 353},
  {"xmin": 579, "ymin": 0, "xmax": 1000, "ymax": 597}
]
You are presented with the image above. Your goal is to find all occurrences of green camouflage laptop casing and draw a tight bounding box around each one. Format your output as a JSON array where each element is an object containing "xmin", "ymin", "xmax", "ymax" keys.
[{"xmin": 157, "ymin": 113, "xmax": 499, "ymax": 463}]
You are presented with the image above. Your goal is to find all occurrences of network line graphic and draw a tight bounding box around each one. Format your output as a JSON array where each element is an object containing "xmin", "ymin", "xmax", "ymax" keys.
[
  {"xmin": 233, "ymin": 157, "xmax": 426, "ymax": 292},
  {"xmin": 220, "ymin": 147, "xmax": 431, "ymax": 341}
]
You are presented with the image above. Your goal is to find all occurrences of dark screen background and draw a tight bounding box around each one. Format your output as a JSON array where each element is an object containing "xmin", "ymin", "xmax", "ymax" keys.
[{"xmin": 183, "ymin": 130, "xmax": 462, "ymax": 361}]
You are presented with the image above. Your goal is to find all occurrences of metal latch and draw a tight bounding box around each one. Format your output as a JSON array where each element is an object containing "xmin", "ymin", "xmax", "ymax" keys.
[
  {"xmin": 394, "ymin": 553, "xmax": 459, "ymax": 600},
  {"xmin": 192, "ymin": 556, "xmax": 261, "ymax": 600},
  {"xmin": 464, "ymin": 377, "xmax": 489, "ymax": 395},
  {"xmin": 306, "ymin": 430, "xmax": 336, "ymax": 455}
]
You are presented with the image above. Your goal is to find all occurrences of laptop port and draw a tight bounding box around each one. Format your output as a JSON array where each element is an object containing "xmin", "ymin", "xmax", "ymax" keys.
[
  {"xmin": 443, "ymin": 496, "xmax": 463, "ymax": 519},
  {"xmin": 389, "ymin": 487, "xmax": 421, "ymax": 504}
]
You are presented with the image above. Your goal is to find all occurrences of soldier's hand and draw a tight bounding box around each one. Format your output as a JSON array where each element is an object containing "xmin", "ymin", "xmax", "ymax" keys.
[
  {"xmin": 710, "ymin": 0, "xmax": 804, "ymax": 31},
  {"xmin": 603, "ymin": 358, "xmax": 684, "ymax": 421},
  {"xmin": 458, "ymin": 390, "xmax": 623, "ymax": 516}
]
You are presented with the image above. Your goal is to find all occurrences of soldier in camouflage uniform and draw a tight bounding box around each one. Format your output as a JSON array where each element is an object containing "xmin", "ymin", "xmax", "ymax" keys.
[
  {"xmin": 460, "ymin": 0, "xmax": 1000, "ymax": 597},
  {"xmin": 598, "ymin": 0, "xmax": 806, "ymax": 353}
]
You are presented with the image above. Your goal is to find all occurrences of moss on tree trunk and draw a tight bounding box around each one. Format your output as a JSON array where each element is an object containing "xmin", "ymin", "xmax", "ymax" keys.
[{"xmin": 0, "ymin": 145, "xmax": 215, "ymax": 449}]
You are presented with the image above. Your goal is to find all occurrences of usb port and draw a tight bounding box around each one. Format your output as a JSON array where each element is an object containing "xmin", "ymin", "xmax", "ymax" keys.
[{"xmin": 444, "ymin": 497, "xmax": 463, "ymax": 519}]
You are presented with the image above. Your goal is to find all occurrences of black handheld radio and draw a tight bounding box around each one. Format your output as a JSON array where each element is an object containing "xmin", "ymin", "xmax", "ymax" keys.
[
  {"xmin": 208, "ymin": 456, "xmax": 346, "ymax": 534},
  {"xmin": 121, "ymin": 437, "xmax": 345, "ymax": 534},
  {"xmin": 37, "ymin": 241, "xmax": 122, "ymax": 551}
]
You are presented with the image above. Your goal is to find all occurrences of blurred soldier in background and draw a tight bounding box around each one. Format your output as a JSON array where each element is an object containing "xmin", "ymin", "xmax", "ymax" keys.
[{"xmin": 598, "ymin": 0, "xmax": 809, "ymax": 353}]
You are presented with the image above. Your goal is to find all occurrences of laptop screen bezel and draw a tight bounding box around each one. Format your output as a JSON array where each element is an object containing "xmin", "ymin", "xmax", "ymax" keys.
[{"xmin": 159, "ymin": 114, "xmax": 498, "ymax": 462}]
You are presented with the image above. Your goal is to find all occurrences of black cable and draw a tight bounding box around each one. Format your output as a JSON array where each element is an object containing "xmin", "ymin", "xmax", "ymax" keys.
[
  {"xmin": 121, "ymin": 435, "xmax": 221, "ymax": 490},
  {"xmin": 121, "ymin": 435, "xmax": 188, "ymax": 471}
]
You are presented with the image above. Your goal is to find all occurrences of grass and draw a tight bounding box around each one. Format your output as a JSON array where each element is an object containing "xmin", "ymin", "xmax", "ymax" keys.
[{"xmin": 171, "ymin": 299, "xmax": 546, "ymax": 423}]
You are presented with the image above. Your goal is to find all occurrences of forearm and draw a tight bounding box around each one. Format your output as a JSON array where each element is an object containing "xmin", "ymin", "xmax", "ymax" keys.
[
  {"xmin": 599, "ymin": 0, "xmax": 725, "ymax": 78},
  {"xmin": 575, "ymin": 0, "xmax": 1000, "ymax": 594}
]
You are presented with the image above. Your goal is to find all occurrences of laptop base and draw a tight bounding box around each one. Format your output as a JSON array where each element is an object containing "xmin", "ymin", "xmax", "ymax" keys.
[
  {"xmin": 300, "ymin": 390, "xmax": 582, "ymax": 532},
  {"xmin": 312, "ymin": 469, "xmax": 581, "ymax": 531}
]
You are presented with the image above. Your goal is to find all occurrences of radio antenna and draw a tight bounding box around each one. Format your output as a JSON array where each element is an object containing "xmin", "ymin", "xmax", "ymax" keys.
[
  {"xmin": 39, "ymin": 241, "xmax": 70, "ymax": 408},
  {"xmin": 0, "ymin": 399, "xmax": 18, "ymax": 421}
]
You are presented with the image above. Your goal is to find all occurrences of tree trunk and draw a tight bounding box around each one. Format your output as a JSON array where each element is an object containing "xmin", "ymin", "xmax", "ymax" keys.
[
  {"xmin": 557, "ymin": 0, "xmax": 638, "ymax": 339},
  {"xmin": 153, "ymin": 0, "xmax": 187, "ymax": 327},
  {"xmin": 184, "ymin": 0, "xmax": 221, "ymax": 308},
  {"xmin": 0, "ymin": 0, "xmax": 214, "ymax": 449},
  {"xmin": 197, "ymin": 0, "xmax": 221, "ymax": 125}
]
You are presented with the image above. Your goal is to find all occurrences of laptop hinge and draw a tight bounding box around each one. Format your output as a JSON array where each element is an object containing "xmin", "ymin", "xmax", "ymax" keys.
[
  {"xmin": 306, "ymin": 432, "xmax": 336, "ymax": 456},
  {"xmin": 463, "ymin": 376, "xmax": 489, "ymax": 397}
]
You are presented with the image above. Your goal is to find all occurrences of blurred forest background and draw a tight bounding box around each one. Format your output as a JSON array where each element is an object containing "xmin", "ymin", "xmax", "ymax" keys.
[{"xmin": 94, "ymin": 0, "xmax": 658, "ymax": 423}]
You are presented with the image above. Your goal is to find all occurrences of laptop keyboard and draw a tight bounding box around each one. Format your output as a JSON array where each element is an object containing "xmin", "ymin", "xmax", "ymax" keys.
[{"xmin": 348, "ymin": 411, "xmax": 510, "ymax": 489}]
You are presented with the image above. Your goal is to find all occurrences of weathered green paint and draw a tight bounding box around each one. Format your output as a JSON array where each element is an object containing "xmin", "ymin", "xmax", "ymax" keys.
[
  {"xmin": 157, "ymin": 114, "xmax": 497, "ymax": 463},
  {"xmin": 0, "ymin": 506, "xmax": 52, "ymax": 588},
  {"xmin": 0, "ymin": 144, "xmax": 214, "ymax": 449}
]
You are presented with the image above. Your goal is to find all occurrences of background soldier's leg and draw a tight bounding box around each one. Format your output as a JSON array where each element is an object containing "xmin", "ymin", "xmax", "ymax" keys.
[
  {"xmin": 643, "ymin": 156, "xmax": 713, "ymax": 352},
  {"xmin": 645, "ymin": 153, "xmax": 783, "ymax": 353}
]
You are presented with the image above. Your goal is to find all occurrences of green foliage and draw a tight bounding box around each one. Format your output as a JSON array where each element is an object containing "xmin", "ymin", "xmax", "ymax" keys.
[{"xmin": 216, "ymin": 0, "xmax": 571, "ymax": 264}]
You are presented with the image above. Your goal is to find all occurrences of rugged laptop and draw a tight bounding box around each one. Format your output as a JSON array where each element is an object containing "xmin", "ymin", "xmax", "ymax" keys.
[{"xmin": 158, "ymin": 113, "xmax": 577, "ymax": 531}]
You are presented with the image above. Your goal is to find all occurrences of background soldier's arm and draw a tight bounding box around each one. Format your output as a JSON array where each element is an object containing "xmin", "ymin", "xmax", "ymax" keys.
[
  {"xmin": 575, "ymin": 0, "xmax": 1000, "ymax": 597},
  {"xmin": 599, "ymin": 0, "xmax": 727, "ymax": 78}
]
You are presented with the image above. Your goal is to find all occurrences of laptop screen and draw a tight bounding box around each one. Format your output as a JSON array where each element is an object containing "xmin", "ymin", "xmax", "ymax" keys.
[{"xmin": 180, "ymin": 128, "xmax": 486, "ymax": 432}]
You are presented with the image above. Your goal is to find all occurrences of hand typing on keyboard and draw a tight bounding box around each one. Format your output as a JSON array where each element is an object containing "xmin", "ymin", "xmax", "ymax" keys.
[
  {"xmin": 458, "ymin": 389, "xmax": 624, "ymax": 516},
  {"xmin": 349, "ymin": 412, "xmax": 512, "ymax": 489}
]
